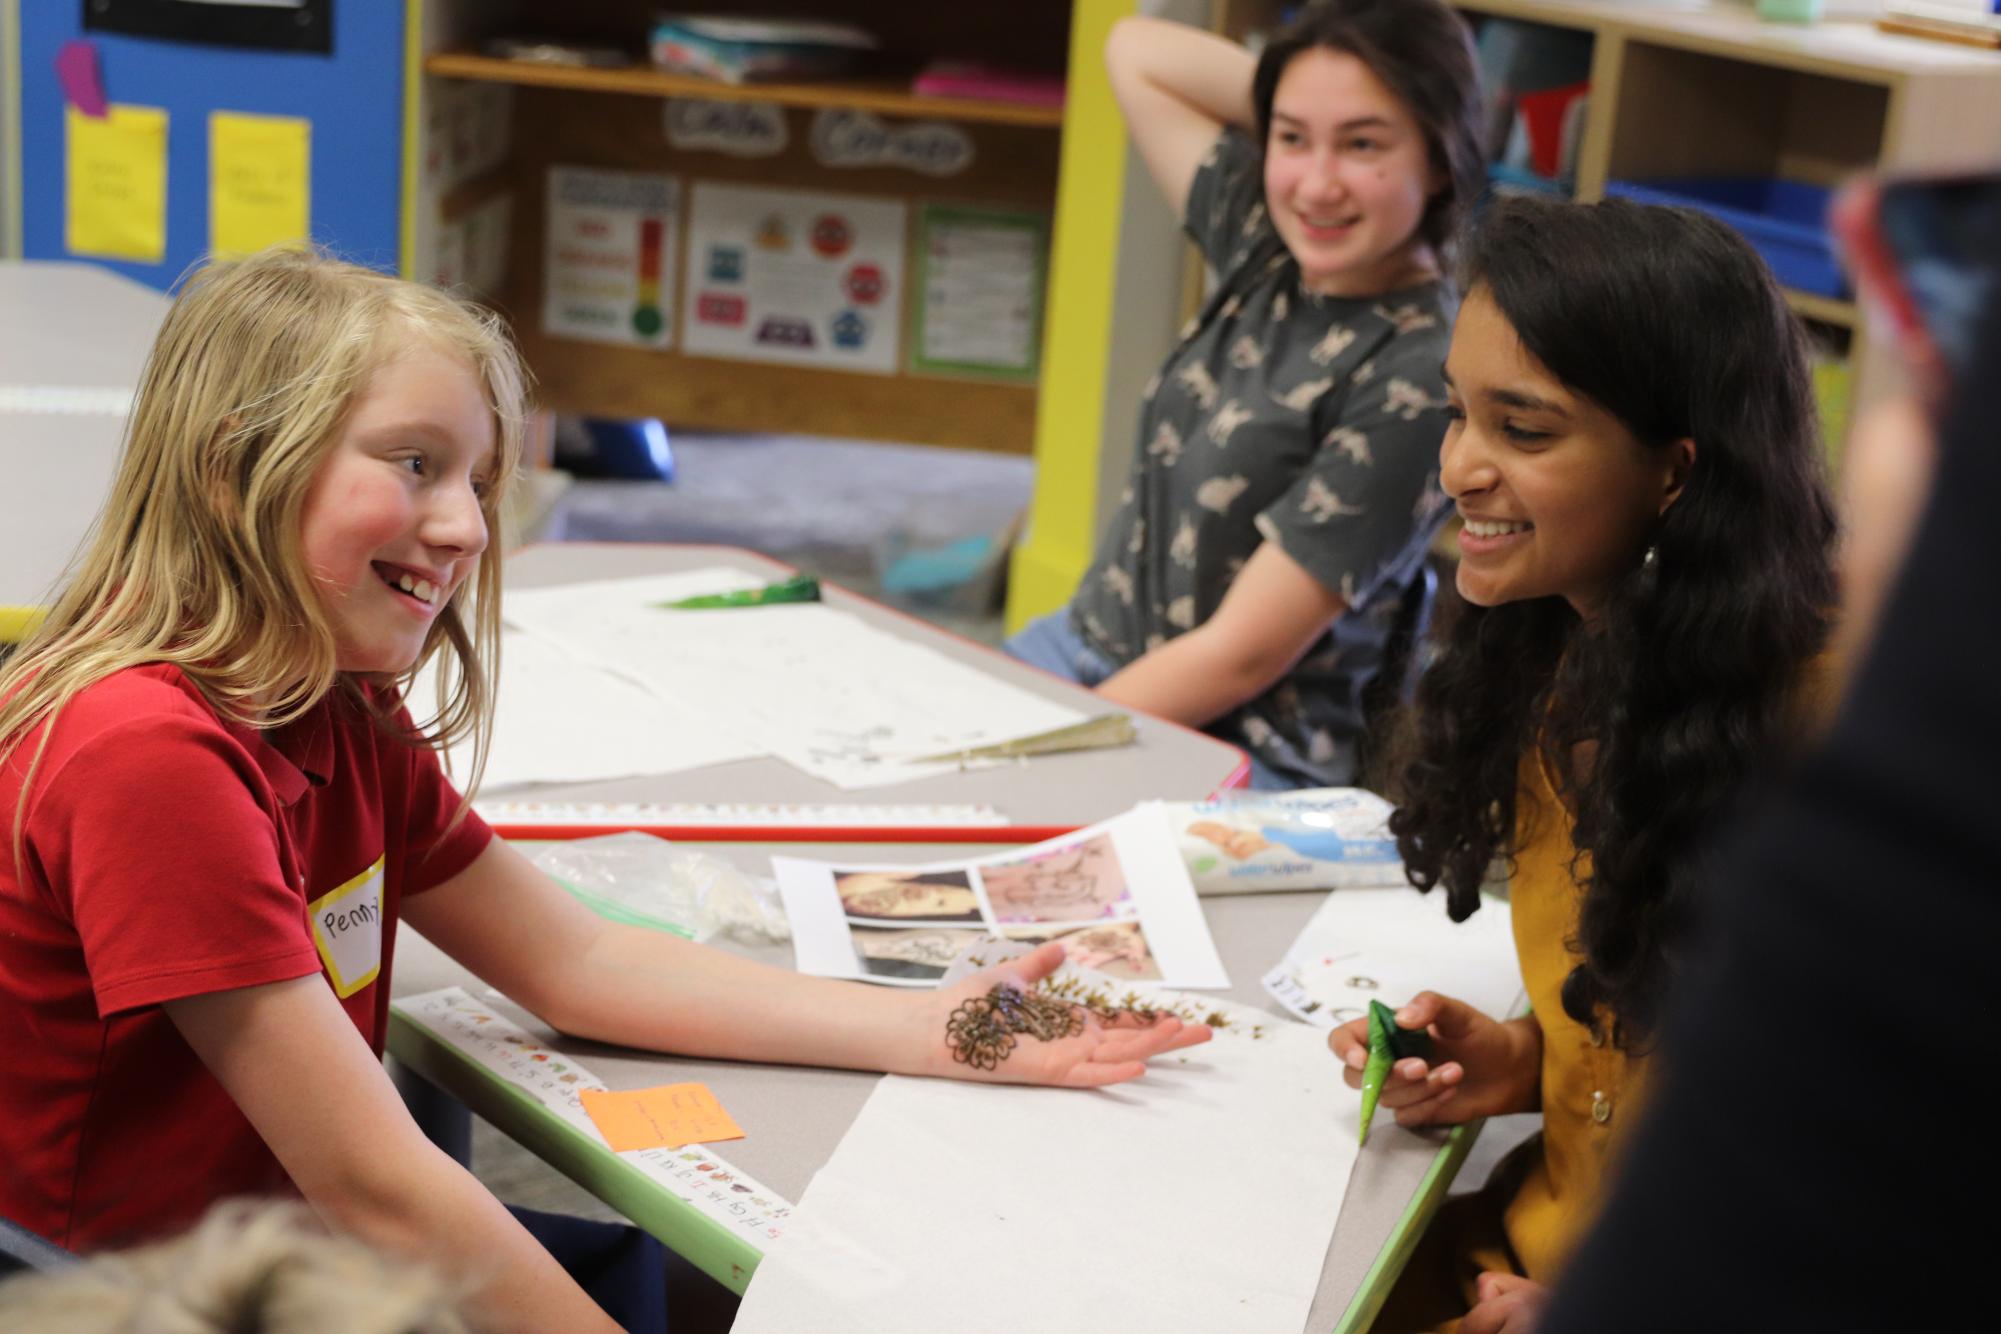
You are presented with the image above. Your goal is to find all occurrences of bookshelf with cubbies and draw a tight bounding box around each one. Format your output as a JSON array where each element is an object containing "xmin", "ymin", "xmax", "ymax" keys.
[{"xmin": 403, "ymin": 0, "xmax": 1083, "ymax": 455}]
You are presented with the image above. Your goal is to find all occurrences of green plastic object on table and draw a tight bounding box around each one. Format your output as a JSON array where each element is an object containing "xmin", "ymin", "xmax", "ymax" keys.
[
  {"xmin": 653, "ymin": 574, "xmax": 821, "ymax": 610},
  {"xmin": 1359, "ymin": 998, "xmax": 1438, "ymax": 1147}
]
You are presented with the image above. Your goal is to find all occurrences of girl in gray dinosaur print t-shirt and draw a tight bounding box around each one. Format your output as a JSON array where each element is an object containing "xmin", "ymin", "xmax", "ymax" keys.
[{"xmin": 1005, "ymin": 0, "xmax": 1484, "ymax": 789}]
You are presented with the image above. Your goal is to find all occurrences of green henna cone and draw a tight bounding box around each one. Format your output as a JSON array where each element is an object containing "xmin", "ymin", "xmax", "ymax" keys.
[{"xmin": 1358, "ymin": 999, "xmax": 1436, "ymax": 1146}]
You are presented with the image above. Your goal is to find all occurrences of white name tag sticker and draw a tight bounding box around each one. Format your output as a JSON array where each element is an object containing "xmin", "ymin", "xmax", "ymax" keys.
[{"xmin": 309, "ymin": 856, "xmax": 385, "ymax": 998}]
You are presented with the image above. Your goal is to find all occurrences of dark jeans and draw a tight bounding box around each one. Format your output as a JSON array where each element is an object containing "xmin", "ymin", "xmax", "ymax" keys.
[{"xmin": 509, "ymin": 1206, "xmax": 738, "ymax": 1333}]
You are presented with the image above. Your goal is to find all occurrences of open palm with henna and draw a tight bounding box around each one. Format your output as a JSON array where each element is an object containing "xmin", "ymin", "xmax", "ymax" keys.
[{"xmin": 914, "ymin": 942, "xmax": 1212, "ymax": 1088}]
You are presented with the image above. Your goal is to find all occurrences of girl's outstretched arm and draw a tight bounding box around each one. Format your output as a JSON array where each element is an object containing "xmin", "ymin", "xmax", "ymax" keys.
[
  {"xmin": 165, "ymin": 976, "xmax": 621, "ymax": 1332},
  {"xmin": 402, "ymin": 839, "xmax": 1209, "ymax": 1084},
  {"xmin": 1105, "ymin": 15, "xmax": 1257, "ymax": 218}
]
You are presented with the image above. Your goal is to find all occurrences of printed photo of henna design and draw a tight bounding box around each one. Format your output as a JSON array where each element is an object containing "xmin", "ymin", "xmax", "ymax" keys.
[
  {"xmin": 834, "ymin": 868, "xmax": 983, "ymax": 923},
  {"xmin": 1002, "ymin": 920, "xmax": 1163, "ymax": 981},
  {"xmin": 977, "ymin": 833, "xmax": 1131, "ymax": 923},
  {"xmin": 851, "ymin": 925, "xmax": 985, "ymax": 981}
]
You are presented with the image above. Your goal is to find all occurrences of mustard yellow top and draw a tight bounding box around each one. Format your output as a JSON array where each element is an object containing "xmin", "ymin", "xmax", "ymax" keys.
[{"xmin": 1498, "ymin": 751, "xmax": 1640, "ymax": 1284}]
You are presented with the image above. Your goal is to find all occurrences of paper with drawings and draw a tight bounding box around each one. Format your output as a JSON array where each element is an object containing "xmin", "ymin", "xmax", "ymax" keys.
[
  {"xmin": 774, "ymin": 804, "xmax": 1229, "ymax": 988},
  {"xmin": 393, "ymin": 987, "xmax": 795, "ymax": 1246},
  {"xmin": 732, "ymin": 979, "xmax": 1355, "ymax": 1333},
  {"xmin": 1262, "ymin": 887, "xmax": 1525, "ymax": 1028},
  {"xmin": 403, "ymin": 627, "xmax": 763, "ymax": 790},
  {"xmin": 502, "ymin": 570, "xmax": 1088, "ymax": 789}
]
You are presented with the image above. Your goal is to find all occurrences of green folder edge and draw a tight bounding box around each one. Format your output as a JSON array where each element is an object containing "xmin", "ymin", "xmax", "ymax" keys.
[
  {"xmin": 386, "ymin": 1007, "xmax": 766, "ymax": 1295},
  {"xmin": 1335, "ymin": 970, "xmax": 1528, "ymax": 1332},
  {"xmin": 1332, "ymin": 1120, "xmax": 1485, "ymax": 1333}
]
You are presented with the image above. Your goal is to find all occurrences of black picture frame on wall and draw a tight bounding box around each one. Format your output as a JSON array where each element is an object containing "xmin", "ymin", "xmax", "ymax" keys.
[{"xmin": 83, "ymin": 0, "xmax": 332, "ymax": 55}]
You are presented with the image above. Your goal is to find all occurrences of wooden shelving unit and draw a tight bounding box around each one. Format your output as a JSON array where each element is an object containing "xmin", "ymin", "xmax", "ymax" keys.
[
  {"xmin": 407, "ymin": 2, "xmax": 1078, "ymax": 455},
  {"xmin": 423, "ymin": 51, "xmax": 1066, "ymax": 129},
  {"xmin": 1456, "ymin": 0, "xmax": 2001, "ymax": 421}
]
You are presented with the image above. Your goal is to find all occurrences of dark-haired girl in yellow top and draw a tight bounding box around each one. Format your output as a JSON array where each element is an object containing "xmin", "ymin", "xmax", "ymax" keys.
[{"xmin": 1330, "ymin": 195, "xmax": 1839, "ymax": 1332}]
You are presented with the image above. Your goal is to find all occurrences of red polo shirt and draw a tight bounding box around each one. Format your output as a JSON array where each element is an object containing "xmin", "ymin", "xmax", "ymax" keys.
[{"xmin": 0, "ymin": 664, "xmax": 491, "ymax": 1251}]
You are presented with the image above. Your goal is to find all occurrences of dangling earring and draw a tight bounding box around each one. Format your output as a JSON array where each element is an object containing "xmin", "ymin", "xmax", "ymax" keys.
[{"xmin": 1642, "ymin": 545, "xmax": 1658, "ymax": 569}]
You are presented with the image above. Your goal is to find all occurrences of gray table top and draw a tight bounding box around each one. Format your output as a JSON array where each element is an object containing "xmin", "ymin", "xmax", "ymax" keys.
[
  {"xmin": 392, "ymin": 841, "xmax": 1459, "ymax": 1332},
  {"xmin": 1, "ymin": 263, "xmax": 169, "ymax": 608},
  {"xmin": 499, "ymin": 542, "xmax": 1250, "ymax": 829}
]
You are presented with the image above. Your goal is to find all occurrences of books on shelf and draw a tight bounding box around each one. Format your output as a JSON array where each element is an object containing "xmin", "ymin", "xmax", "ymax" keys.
[{"xmin": 650, "ymin": 15, "xmax": 878, "ymax": 85}]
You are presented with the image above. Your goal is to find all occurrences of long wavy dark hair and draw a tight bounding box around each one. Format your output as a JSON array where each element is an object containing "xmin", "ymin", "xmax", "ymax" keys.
[
  {"xmin": 1251, "ymin": 0, "xmax": 1483, "ymax": 255},
  {"xmin": 1390, "ymin": 196, "xmax": 1837, "ymax": 1050}
]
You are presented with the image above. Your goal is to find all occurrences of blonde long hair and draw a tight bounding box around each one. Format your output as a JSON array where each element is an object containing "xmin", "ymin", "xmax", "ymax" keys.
[
  {"xmin": 0, "ymin": 1198, "xmax": 480, "ymax": 1332},
  {"xmin": 0, "ymin": 248, "xmax": 527, "ymax": 843}
]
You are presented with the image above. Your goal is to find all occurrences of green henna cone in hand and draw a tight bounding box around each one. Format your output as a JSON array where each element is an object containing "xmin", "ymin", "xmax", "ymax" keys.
[{"xmin": 1358, "ymin": 999, "xmax": 1436, "ymax": 1146}]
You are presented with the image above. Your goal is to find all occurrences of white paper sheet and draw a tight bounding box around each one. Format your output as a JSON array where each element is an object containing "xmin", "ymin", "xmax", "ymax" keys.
[
  {"xmin": 403, "ymin": 628, "xmax": 763, "ymax": 791},
  {"xmin": 393, "ymin": 988, "xmax": 795, "ymax": 1248},
  {"xmin": 773, "ymin": 805, "xmax": 1229, "ymax": 989},
  {"xmin": 1261, "ymin": 887, "xmax": 1525, "ymax": 1028},
  {"xmin": 733, "ymin": 984, "xmax": 1355, "ymax": 1333},
  {"xmin": 502, "ymin": 571, "xmax": 1087, "ymax": 790}
]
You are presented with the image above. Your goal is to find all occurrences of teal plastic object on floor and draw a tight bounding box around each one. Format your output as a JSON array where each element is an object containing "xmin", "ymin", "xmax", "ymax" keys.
[
  {"xmin": 1756, "ymin": 0, "xmax": 1825, "ymax": 23},
  {"xmin": 882, "ymin": 536, "xmax": 992, "ymax": 597}
]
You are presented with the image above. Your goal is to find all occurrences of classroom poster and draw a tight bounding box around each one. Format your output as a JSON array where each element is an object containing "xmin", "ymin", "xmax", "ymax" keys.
[
  {"xmin": 911, "ymin": 204, "xmax": 1046, "ymax": 381},
  {"xmin": 65, "ymin": 103, "xmax": 168, "ymax": 263},
  {"xmin": 425, "ymin": 82, "xmax": 515, "ymax": 194},
  {"xmin": 773, "ymin": 806, "xmax": 1229, "ymax": 989},
  {"xmin": 679, "ymin": 181, "xmax": 905, "ymax": 374},
  {"xmin": 209, "ymin": 111, "xmax": 310, "ymax": 257},
  {"xmin": 543, "ymin": 166, "xmax": 680, "ymax": 349},
  {"xmin": 434, "ymin": 195, "xmax": 513, "ymax": 299}
]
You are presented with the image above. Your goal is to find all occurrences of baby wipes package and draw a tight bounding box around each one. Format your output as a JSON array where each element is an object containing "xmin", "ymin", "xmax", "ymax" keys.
[{"xmin": 1163, "ymin": 789, "xmax": 1406, "ymax": 894}]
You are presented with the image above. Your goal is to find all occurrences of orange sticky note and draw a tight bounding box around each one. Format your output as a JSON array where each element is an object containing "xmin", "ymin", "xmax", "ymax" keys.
[{"xmin": 579, "ymin": 1083, "xmax": 745, "ymax": 1152}]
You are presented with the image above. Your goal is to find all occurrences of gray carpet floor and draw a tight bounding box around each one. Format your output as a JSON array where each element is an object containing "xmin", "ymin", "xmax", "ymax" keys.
[{"xmin": 544, "ymin": 428, "xmax": 1037, "ymax": 646}]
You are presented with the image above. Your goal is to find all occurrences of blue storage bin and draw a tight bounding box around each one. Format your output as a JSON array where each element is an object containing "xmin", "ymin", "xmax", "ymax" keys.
[{"xmin": 1604, "ymin": 177, "xmax": 1846, "ymax": 298}]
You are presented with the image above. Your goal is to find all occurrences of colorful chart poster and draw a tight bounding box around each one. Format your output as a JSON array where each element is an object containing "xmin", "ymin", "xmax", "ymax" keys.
[
  {"xmin": 65, "ymin": 103, "xmax": 168, "ymax": 263},
  {"xmin": 209, "ymin": 111, "xmax": 311, "ymax": 258},
  {"xmin": 680, "ymin": 182, "xmax": 905, "ymax": 374},
  {"xmin": 911, "ymin": 205, "xmax": 1046, "ymax": 381},
  {"xmin": 543, "ymin": 166, "xmax": 679, "ymax": 349}
]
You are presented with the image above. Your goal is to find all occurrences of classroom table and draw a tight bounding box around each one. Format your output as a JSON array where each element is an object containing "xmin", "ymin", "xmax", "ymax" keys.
[
  {"xmin": 0, "ymin": 262, "xmax": 168, "ymax": 620},
  {"xmin": 389, "ymin": 841, "xmax": 1485, "ymax": 1333},
  {"xmin": 492, "ymin": 542, "xmax": 1250, "ymax": 838}
]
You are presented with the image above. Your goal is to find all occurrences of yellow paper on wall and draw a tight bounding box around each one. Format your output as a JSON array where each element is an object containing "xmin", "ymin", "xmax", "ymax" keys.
[
  {"xmin": 210, "ymin": 112, "xmax": 311, "ymax": 257},
  {"xmin": 65, "ymin": 104, "xmax": 169, "ymax": 263}
]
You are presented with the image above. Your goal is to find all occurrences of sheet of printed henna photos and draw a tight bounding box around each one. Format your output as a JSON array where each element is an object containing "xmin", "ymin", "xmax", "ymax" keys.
[{"xmin": 772, "ymin": 806, "xmax": 1229, "ymax": 989}]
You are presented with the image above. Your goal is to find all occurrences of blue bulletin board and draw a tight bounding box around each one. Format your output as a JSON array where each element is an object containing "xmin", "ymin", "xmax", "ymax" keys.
[{"xmin": 17, "ymin": 2, "xmax": 404, "ymax": 290}]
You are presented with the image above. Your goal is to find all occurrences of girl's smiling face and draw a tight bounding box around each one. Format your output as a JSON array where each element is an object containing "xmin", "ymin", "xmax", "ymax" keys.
[
  {"xmin": 1263, "ymin": 46, "xmax": 1439, "ymax": 297},
  {"xmin": 298, "ymin": 338, "xmax": 495, "ymax": 674},
  {"xmin": 1439, "ymin": 286, "xmax": 1691, "ymax": 617}
]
